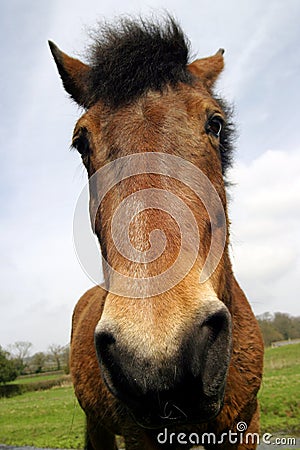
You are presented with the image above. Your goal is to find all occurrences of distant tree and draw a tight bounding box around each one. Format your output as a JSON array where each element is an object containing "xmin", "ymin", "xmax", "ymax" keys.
[
  {"xmin": 258, "ymin": 312, "xmax": 273, "ymax": 322},
  {"xmin": 257, "ymin": 312, "xmax": 300, "ymax": 346},
  {"xmin": 273, "ymin": 313, "xmax": 293, "ymax": 340},
  {"xmin": 9, "ymin": 341, "xmax": 33, "ymax": 373},
  {"xmin": 0, "ymin": 346, "xmax": 19, "ymax": 383},
  {"xmin": 291, "ymin": 316, "xmax": 300, "ymax": 338},
  {"xmin": 257, "ymin": 320, "xmax": 284, "ymax": 346},
  {"xmin": 31, "ymin": 352, "xmax": 46, "ymax": 373},
  {"xmin": 48, "ymin": 344, "xmax": 64, "ymax": 371},
  {"xmin": 62, "ymin": 345, "xmax": 70, "ymax": 374}
]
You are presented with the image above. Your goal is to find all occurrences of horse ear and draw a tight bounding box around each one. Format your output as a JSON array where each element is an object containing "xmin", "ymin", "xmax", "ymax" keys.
[
  {"xmin": 188, "ymin": 49, "xmax": 225, "ymax": 89},
  {"xmin": 49, "ymin": 41, "xmax": 91, "ymax": 108}
]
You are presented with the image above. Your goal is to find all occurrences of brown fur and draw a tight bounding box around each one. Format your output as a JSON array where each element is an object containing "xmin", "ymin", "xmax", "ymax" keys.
[{"xmin": 50, "ymin": 18, "xmax": 264, "ymax": 450}]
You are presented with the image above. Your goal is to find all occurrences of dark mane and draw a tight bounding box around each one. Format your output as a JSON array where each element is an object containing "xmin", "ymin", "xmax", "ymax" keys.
[{"xmin": 86, "ymin": 16, "xmax": 193, "ymax": 108}]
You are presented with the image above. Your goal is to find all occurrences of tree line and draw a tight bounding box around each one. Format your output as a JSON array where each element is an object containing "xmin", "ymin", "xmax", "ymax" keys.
[
  {"xmin": 0, "ymin": 341, "xmax": 69, "ymax": 383},
  {"xmin": 256, "ymin": 312, "xmax": 300, "ymax": 347}
]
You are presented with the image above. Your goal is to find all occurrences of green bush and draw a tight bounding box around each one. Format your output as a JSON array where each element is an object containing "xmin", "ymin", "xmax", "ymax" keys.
[
  {"xmin": 0, "ymin": 375, "xmax": 71, "ymax": 398},
  {"xmin": 0, "ymin": 346, "xmax": 19, "ymax": 383}
]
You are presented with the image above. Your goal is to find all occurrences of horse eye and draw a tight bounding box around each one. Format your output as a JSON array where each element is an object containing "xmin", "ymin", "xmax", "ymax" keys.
[
  {"xmin": 72, "ymin": 130, "xmax": 90, "ymax": 156},
  {"xmin": 206, "ymin": 116, "xmax": 223, "ymax": 138}
]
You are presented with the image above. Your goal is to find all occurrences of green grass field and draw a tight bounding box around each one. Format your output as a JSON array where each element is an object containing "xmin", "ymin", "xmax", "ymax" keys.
[
  {"xmin": 9, "ymin": 372, "xmax": 65, "ymax": 385},
  {"xmin": 0, "ymin": 386, "xmax": 85, "ymax": 448},
  {"xmin": 259, "ymin": 344, "xmax": 300, "ymax": 435},
  {"xmin": 0, "ymin": 344, "xmax": 299, "ymax": 448}
]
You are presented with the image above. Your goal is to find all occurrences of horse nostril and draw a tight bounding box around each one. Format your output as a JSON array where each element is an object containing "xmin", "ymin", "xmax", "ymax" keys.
[
  {"xmin": 197, "ymin": 308, "xmax": 232, "ymax": 396},
  {"xmin": 94, "ymin": 331, "xmax": 116, "ymax": 368},
  {"xmin": 202, "ymin": 309, "xmax": 229, "ymax": 344}
]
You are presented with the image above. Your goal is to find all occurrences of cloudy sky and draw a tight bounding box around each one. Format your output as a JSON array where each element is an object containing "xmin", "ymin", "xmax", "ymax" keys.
[{"xmin": 1, "ymin": 0, "xmax": 299, "ymax": 353}]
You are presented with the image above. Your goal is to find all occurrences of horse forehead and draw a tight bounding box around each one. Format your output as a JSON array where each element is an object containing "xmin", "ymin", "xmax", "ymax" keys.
[
  {"xmin": 110, "ymin": 92, "xmax": 189, "ymax": 125},
  {"xmin": 82, "ymin": 86, "xmax": 210, "ymax": 131}
]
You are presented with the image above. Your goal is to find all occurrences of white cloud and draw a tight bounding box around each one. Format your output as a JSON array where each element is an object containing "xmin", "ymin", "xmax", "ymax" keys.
[{"xmin": 229, "ymin": 149, "xmax": 300, "ymax": 316}]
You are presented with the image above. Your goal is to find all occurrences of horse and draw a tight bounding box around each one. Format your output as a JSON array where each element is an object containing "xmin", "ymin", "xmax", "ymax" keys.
[{"xmin": 49, "ymin": 16, "xmax": 264, "ymax": 450}]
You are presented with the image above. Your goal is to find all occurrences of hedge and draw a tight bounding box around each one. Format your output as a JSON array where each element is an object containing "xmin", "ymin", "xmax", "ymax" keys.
[{"xmin": 0, "ymin": 375, "xmax": 71, "ymax": 398}]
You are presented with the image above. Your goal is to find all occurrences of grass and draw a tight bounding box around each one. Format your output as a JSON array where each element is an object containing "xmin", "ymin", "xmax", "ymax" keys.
[
  {"xmin": 0, "ymin": 386, "xmax": 85, "ymax": 448},
  {"xmin": 0, "ymin": 345, "xmax": 299, "ymax": 448},
  {"xmin": 259, "ymin": 344, "xmax": 300, "ymax": 435},
  {"xmin": 9, "ymin": 372, "xmax": 65, "ymax": 385}
]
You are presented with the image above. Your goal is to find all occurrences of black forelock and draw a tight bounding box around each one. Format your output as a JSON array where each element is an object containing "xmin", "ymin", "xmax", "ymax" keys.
[{"xmin": 85, "ymin": 16, "xmax": 193, "ymax": 108}]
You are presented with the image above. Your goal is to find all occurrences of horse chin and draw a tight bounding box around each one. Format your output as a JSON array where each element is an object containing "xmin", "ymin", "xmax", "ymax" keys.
[{"xmin": 129, "ymin": 396, "xmax": 224, "ymax": 430}]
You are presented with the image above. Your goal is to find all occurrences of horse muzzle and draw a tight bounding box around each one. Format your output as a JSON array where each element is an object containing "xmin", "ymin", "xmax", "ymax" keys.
[{"xmin": 94, "ymin": 305, "xmax": 232, "ymax": 429}]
